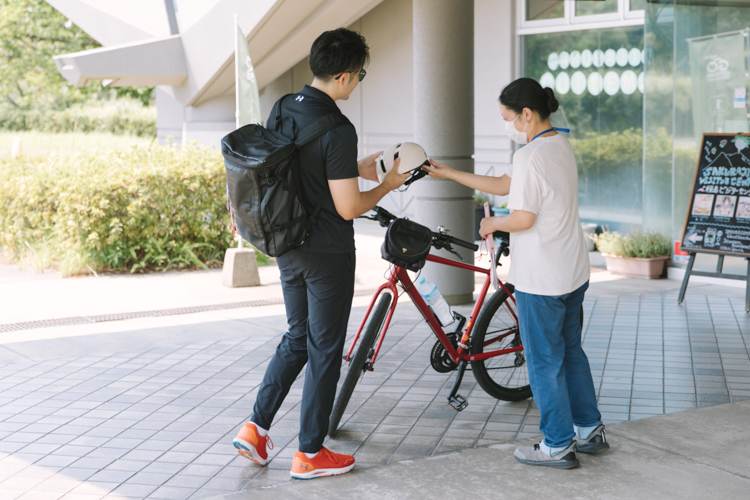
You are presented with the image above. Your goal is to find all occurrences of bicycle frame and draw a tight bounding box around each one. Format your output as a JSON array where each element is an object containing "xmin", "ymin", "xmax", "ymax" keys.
[{"xmin": 344, "ymin": 252, "xmax": 522, "ymax": 371}]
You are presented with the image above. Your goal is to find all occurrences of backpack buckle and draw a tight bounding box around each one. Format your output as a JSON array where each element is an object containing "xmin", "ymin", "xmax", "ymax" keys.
[{"xmin": 272, "ymin": 226, "xmax": 285, "ymax": 233}]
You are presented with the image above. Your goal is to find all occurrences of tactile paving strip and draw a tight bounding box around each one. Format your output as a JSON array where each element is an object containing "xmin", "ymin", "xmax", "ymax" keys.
[{"xmin": 0, "ymin": 289, "xmax": 376, "ymax": 333}]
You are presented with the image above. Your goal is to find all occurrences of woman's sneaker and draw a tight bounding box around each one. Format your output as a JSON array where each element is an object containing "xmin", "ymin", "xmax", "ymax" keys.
[
  {"xmin": 514, "ymin": 441, "xmax": 579, "ymax": 469},
  {"xmin": 290, "ymin": 447, "xmax": 355, "ymax": 479},
  {"xmin": 575, "ymin": 424, "xmax": 609, "ymax": 453},
  {"xmin": 233, "ymin": 423, "xmax": 273, "ymax": 465}
]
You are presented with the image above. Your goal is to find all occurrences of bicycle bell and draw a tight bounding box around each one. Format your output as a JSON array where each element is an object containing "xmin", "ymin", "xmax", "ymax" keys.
[{"xmin": 376, "ymin": 142, "xmax": 430, "ymax": 185}]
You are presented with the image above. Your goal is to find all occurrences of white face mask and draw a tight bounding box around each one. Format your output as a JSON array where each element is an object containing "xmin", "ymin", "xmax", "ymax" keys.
[{"xmin": 504, "ymin": 113, "xmax": 528, "ymax": 145}]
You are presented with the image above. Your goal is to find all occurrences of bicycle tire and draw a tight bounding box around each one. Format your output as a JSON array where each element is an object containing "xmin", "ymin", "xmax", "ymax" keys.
[
  {"xmin": 328, "ymin": 293, "xmax": 392, "ymax": 437},
  {"xmin": 471, "ymin": 288, "xmax": 532, "ymax": 401}
]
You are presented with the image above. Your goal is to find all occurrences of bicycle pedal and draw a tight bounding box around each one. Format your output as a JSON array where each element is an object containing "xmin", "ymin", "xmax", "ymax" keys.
[{"xmin": 448, "ymin": 394, "xmax": 468, "ymax": 411}]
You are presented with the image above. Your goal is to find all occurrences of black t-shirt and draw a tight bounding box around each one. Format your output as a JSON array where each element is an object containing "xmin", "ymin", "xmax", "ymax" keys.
[{"xmin": 267, "ymin": 85, "xmax": 359, "ymax": 254}]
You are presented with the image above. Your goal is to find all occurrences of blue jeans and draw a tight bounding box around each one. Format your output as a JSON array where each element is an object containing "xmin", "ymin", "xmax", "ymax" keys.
[{"xmin": 516, "ymin": 281, "xmax": 602, "ymax": 448}]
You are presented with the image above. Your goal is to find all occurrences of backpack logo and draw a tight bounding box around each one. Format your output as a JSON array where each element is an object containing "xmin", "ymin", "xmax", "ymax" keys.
[
  {"xmin": 295, "ymin": 95, "xmax": 304, "ymax": 102},
  {"xmin": 403, "ymin": 248, "xmax": 407, "ymax": 253}
]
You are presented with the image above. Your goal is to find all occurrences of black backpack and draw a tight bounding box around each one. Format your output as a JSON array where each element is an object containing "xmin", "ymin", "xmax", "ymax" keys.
[{"xmin": 221, "ymin": 95, "xmax": 350, "ymax": 257}]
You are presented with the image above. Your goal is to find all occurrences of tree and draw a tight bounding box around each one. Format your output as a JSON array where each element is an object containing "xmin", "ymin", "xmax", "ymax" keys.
[{"xmin": 0, "ymin": 0, "xmax": 153, "ymax": 111}]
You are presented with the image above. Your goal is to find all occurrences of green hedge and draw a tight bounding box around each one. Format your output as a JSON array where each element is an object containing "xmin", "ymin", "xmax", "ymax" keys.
[
  {"xmin": 0, "ymin": 144, "xmax": 238, "ymax": 275},
  {"xmin": 0, "ymin": 99, "xmax": 156, "ymax": 137}
]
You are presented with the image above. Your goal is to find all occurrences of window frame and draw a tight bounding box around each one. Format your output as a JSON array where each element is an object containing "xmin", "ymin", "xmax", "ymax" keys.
[{"xmin": 519, "ymin": 0, "xmax": 645, "ymax": 34}]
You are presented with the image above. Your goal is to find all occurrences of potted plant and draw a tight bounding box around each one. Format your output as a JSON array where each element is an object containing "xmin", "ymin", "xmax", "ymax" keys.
[
  {"xmin": 473, "ymin": 192, "xmax": 490, "ymax": 238},
  {"xmin": 591, "ymin": 230, "xmax": 671, "ymax": 279}
]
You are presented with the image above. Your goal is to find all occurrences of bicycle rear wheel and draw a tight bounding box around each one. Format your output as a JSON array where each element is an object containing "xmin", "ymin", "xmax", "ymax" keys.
[
  {"xmin": 328, "ymin": 293, "xmax": 392, "ymax": 437},
  {"xmin": 471, "ymin": 288, "xmax": 532, "ymax": 401}
]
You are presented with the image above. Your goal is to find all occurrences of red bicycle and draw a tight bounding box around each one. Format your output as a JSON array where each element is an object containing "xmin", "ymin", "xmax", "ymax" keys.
[{"xmin": 328, "ymin": 206, "xmax": 531, "ymax": 437}]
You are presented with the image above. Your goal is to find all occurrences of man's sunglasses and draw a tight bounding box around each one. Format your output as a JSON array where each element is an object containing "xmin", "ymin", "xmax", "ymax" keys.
[{"xmin": 334, "ymin": 68, "xmax": 366, "ymax": 82}]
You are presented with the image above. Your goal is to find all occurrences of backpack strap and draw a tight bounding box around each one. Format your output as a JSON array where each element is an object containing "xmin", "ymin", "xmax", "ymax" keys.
[{"xmin": 293, "ymin": 113, "xmax": 352, "ymax": 228}]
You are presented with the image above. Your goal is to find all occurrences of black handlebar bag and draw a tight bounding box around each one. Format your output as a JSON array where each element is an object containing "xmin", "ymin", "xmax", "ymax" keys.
[{"xmin": 381, "ymin": 218, "xmax": 432, "ymax": 271}]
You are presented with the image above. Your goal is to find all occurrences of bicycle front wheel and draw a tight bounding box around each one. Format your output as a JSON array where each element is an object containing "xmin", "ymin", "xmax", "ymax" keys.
[
  {"xmin": 471, "ymin": 288, "xmax": 532, "ymax": 401},
  {"xmin": 328, "ymin": 293, "xmax": 392, "ymax": 437}
]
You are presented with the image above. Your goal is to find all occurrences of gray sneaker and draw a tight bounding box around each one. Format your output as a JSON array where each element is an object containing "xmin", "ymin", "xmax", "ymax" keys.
[
  {"xmin": 575, "ymin": 424, "xmax": 610, "ymax": 453},
  {"xmin": 514, "ymin": 441, "xmax": 579, "ymax": 469}
]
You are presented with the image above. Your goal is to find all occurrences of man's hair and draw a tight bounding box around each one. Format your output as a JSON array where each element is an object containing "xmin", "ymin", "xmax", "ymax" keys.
[{"xmin": 309, "ymin": 28, "xmax": 370, "ymax": 81}]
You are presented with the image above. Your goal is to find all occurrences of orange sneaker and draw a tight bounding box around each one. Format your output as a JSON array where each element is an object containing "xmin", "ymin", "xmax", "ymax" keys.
[
  {"xmin": 232, "ymin": 423, "xmax": 273, "ymax": 465},
  {"xmin": 290, "ymin": 447, "xmax": 355, "ymax": 479}
]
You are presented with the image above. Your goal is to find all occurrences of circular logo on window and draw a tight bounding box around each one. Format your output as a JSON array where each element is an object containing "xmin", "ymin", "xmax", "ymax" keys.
[
  {"xmin": 540, "ymin": 72, "xmax": 555, "ymax": 91},
  {"xmin": 559, "ymin": 51, "xmax": 570, "ymax": 70},
  {"xmin": 593, "ymin": 49, "xmax": 605, "ymax": 68},
  {"xmin": 638, "ymin": 72, "xmax": 645, "ymax": 93},
  {"xmin": 555, "ymin": 72, "xmax": 570, "ymax": 95},
  {"xmin": 616, "ymin": 48, "xmax": 629, "ymax": 67},
  {"xmin": 587, "ymin": 73, "xmax": 603, "ymax": 96},
  {"xmin": 570, "ymin": 51, "xmax": 581, "ymax": 69},
  {"xmin": 603, "ymin": 71, "xmax": 620, "ymax": 95},
  {"xmin": 571, "ymin": 71, "xmax": 586, "ymax": 95},
  {"xmin": 604, "ymin": 49, "xmax": 617, "ymax": 68},
  {"xmin": 629, "ymin": 48, "xmax": 642, "ymax": 67},
  {"xmin": 548, "ymin": 52, "xmax": 559, "ymax": 71},
  {"xmin": 621, "ymin": 70, "xmax": 638, "ymax": 95},
  {"xmin": 581, "ymin": 49, "xmax": 593, "ymax": 69}
]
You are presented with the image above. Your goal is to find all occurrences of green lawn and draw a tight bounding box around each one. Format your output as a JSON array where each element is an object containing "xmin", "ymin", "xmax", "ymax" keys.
[{"xmin": 0, "ymin": 131, "xmax": 156, "ymax": 158}]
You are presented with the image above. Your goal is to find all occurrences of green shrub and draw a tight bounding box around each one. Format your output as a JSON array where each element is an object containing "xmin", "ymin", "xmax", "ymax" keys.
[
  {"xmin": 592, "ymin": 230, "xmax": 671, "ymax": 259},
  {"xmin": 0, "ymin": 143, "xmax": 243, "ymax": 275},
  {"xmin": 0, "ymin": 99, "xmax": 156, "ymax": 137}
]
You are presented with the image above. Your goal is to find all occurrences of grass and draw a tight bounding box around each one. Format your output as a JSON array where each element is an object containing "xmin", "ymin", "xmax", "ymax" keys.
[{"xmin": 0, "ymin": 131, "xmax": 157, "ymax": 158}]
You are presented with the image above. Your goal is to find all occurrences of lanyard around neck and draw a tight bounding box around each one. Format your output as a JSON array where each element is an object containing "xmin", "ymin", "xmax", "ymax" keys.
[{"xmin": 531, "ymin": 127, "xmax": 570, "ymax": 142}]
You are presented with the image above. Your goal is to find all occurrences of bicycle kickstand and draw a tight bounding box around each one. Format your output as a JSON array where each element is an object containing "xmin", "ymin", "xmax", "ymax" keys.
[{"xmin": 447, "ymin": 360, "xmax": 469, "ymax": 411}]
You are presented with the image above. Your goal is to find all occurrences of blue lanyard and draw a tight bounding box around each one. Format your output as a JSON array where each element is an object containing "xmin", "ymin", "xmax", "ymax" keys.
[{"xmin": 531, "ymin": 127, "xmax": 570, "ymax": 142}]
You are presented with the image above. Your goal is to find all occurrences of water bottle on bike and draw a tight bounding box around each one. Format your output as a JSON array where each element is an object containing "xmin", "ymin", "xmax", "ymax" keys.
[{"xmin": 415, "ymin": 277, "xmax": 454, "ymax": 327}]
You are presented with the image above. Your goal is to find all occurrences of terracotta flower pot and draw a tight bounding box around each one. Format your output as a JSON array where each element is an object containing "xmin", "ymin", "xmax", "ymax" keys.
[{"xmin": 602, "ymin": 254, "xmax": 669, "ymax": 279}]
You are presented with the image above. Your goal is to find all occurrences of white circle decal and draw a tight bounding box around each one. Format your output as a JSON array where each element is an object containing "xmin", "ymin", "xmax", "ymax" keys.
[
  {"xmin": 638, "ymin": 71, "xmax": 645, "ymax": 93},
  {"xmin": 629, "ymin": 48, "xmax": 642, "ymax": 67},
  {"xmin": 548, "ymin": 52, "xmax": 559, "ymax": 71},
  {"xmin": 570, "ymin": 50, "xmax": 581, "ymax": 69},
  {"xmin": 604, "ymin": 49, "xmax": 617, "ymax": 68},
  {"xmin": 621, "ymin": 70, "xmax": 638, "ymax": 95},
  {"xmin": 616, "ymin": 48, "xmax": 629, "ymax": 67},
  {"xmin": 540, "ymin": 72, "xmax": 555, "ymax": 90},
  {"xmin": 571, "ymin": 71, "xmax": 586, "ymax": 95},
  {"xmin": 581, "ymin": 49, "xmax": 593, "ymax": 68},
  {"xmin": 588, "ymin": 73, "xmax": 603, "ymax": 96},
  {"xmin": 559, "ymin": 51, "xmax": 570, "ymax": 70},
  {"xmin": 593, "ymin": 49, "xmax": 605, "ymax": 68},
  {"xmin": 603, "ymin": 71, "xmax": 620, "ymax": 95},
  {"xmin": 555, "ymin": 72, "xmax": 570, "ymax": 95}
]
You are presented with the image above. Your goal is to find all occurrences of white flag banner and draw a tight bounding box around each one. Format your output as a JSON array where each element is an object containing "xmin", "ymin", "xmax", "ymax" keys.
[{"xmin": 235, "ymin": 20, "xmax": 262, "ymax": 127}]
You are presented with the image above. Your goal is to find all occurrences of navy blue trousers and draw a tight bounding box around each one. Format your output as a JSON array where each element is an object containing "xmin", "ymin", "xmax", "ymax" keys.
[{"xmin": 251, "ymin": 250, "xmax": 355, "ymax": 453}]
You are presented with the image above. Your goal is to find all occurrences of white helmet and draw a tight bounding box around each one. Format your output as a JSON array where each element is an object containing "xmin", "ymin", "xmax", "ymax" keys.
[{"xmin": 376, "ymin": 142, "xmax": 430, "ymax": 185}]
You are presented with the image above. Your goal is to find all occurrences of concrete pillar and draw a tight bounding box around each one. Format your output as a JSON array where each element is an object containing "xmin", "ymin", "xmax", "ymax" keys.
[{"xmin": 412, "ymin": 0, "xmax": 474, "ymax": 305}]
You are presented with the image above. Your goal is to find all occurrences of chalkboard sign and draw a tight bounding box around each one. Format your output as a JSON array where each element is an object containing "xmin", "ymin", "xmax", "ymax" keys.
[{"xmin": 681, "ymin": 133, "xmax": 750, "ymax": 257}]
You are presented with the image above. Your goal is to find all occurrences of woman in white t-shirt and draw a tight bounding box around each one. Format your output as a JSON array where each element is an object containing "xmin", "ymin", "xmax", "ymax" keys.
[{"xmin": 423, "ymin": 78, "xmax": 607, "ymax": 470}]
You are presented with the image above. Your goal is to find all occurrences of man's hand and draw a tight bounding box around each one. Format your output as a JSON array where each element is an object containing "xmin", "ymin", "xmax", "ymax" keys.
[
  {"xmin": 380, "ymin": 158, "xmax": 410, "ymax": 192},
  {"xmin": 358, "ymin": 150, "xmax": 383, "ymax": 182},
  {"xmin": 421, "ymin": 159, "xmax": 454, "ymax": 180}
]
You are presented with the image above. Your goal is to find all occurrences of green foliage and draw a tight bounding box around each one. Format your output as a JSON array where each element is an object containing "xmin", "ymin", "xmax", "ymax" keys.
[
  {"xmin": 0, "ymin": 143, "xmax": 238, "ymax": 275},
  {"xmin": 0, "ymin": 98, "xmax": 156, "ymax": 136},
  {"xmin": 0, "ymin": 131, "xmax": 154, "ymax": 158},
  {"xmin": 473, "ymin": 192, "xmax": 489, "ymax": 206},
  {"xmin": 0, "ymin": 0, "xmax": 154, "ymax": 112},
  {"xmin": 592, "ymin": 229, "xmax": 671, "ymax": 259}
]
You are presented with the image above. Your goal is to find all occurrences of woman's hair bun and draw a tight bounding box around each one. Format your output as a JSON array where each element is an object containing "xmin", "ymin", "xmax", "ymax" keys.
[{"xmin": 543, "ymin": 87, "xmax": 559, "ymax": 114}]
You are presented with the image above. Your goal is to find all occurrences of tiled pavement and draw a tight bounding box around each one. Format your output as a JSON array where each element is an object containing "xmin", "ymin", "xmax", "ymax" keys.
[{"xmin": 1, "ymin": 285, "xmax": 749, "ymax": 499}]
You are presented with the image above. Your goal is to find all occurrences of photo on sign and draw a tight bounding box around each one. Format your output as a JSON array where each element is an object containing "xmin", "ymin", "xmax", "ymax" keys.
[
  {"xmin": 692, "ymin": 194, "xmax": 714, "ymax": 216},
  {"xmin": 735, "ymin": 197, "xmax": 750, "ymax": 219},
  {"xmin": 713, "ymin": 195, "xmax": 737, "ymax": 218}
]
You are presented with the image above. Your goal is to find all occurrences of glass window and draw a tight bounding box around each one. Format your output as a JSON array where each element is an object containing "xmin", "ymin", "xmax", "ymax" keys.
[
  {"xmin": 629, "ymin": 0, "xmax": 646, "ymax": 11},
  {"xmin": 575, "ymin": 0, "xmax": 618, "ymax": 16},
  {"xmin": 527, "ymin": 0, "xmax": 564, "ymax": 21},
  {"xmin": 523, "ymin": 26, "xmax": 645, "ymax": 230}
]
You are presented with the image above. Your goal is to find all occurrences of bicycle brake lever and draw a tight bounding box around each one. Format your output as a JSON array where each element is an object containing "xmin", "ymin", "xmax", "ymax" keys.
[{"xmin": 445, "ymin": 245, "xmax": 464, "ymax": 262}]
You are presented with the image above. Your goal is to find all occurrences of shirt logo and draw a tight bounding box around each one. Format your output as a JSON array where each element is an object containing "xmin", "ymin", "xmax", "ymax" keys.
[{"xmin": 295, "ymin": 96, "xmax": 304, "ymax": 102}]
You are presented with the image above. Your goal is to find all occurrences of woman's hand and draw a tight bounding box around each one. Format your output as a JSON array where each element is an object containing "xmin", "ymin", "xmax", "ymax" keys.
[
  {"xmin": 358, "ymin": 150, "xmax": 383, "ymax": 182},
  {"xmin": 422, "ymin": 159, "xmax": 454, "ymax": 180},
  {"xmin": 478, "ymin": 217, "xmax": 497, "ymax": 239}
]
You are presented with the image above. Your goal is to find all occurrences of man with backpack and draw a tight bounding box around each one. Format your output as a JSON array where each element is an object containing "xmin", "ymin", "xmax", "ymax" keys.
[{"xmin": 231, "ymin": 28, "xmax": 409, "ymax": 479}]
